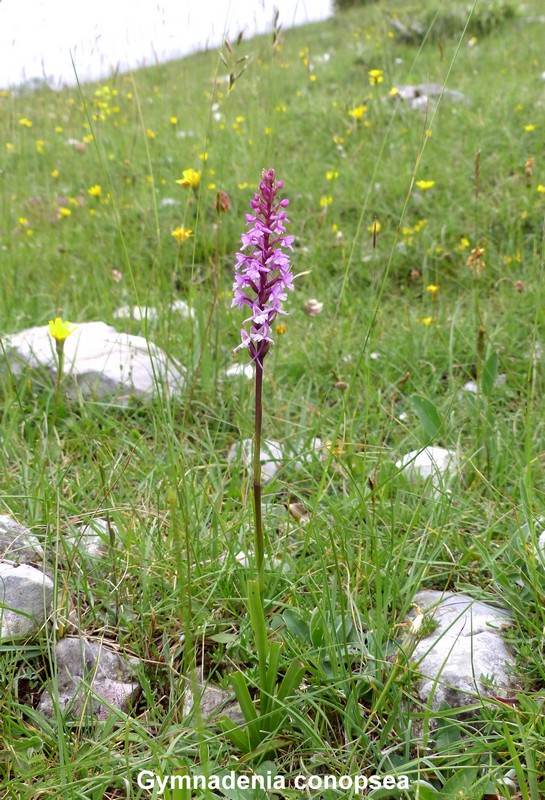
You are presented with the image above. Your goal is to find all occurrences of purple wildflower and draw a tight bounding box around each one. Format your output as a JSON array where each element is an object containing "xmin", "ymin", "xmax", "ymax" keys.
[{"xmin": 232, "ymin": 168, "xmax": 294, "ymax": 365}]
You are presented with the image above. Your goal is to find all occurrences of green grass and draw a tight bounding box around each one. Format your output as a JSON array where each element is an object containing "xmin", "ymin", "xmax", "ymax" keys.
[{"xmin": 1, "ymin": 0, "xmax": 545, "ymax": 797}]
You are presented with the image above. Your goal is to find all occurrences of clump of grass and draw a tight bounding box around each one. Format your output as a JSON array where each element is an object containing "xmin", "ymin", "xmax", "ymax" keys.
[{"xmin": 390, "ymin": 0, "xmax": 519, "ymax": 44}]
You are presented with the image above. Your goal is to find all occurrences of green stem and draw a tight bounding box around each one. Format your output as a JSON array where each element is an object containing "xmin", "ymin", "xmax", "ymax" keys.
[
  {"xmin": 52, "ymin": 341, "xmax": 64, "ymax": 428},
  {"xmin": 253, "ymin": 360, "xmax": 264, "ymax": 594}
]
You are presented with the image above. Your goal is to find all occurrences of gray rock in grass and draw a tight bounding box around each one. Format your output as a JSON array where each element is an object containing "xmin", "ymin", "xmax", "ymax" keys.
[
  {"xmin": 394, "ymin": 83, "xmax": 465, "ymax": 111},
  {"xmin": 0, "ymin": 562, "xmax": 54, "ymax": 638},
  {"xmin": 182, "ymin": 671, "xmax": 243, "ymax": 724},
  {"xmin": 228, "ymin": 438, "xmax": 283, "ymax": 483},
  {"xmin": 0, "ymin": 515, "xmax": 44, "ymax": 566},
  {"xmin": 395, "ymin": 446, "xmax": 457, "ymax": 485},
  {"xmin": 37, "ymin": 636, "xmax": 140, "ymax": 720},
  {"xmin": 408, "ymin": 590, "xmax": 516, "ymax": 711},
  {"xmin": 65, "ymin": 517, "xmax": 116, "ymax": 560},
  {"xmin": 3, "ymin": 321, "xmax": 185, "ymax": 404}
]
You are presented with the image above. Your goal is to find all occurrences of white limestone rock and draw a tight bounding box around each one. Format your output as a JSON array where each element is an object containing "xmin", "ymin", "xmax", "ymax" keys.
[
  {"xmin": 0, "ymin": 562, "xmax": 54, "ymax": 638},
  {"xmin": 3, "ymin": 321, "xmax": 185, "ymax": 404},
  {"xmin": 65, "ymin": 517, "xmax": 116, "ymax": 560},
  {"xmin": 408, "ymin": 590, "xmax": 516, "ymax": 711},
  {"xmin": 169, "ymin": 299, "xmax": 195, "ymax": 319},
  {"xmin": 37, "ymin": 637, "xmax": 140, "ymax": 720},
  {"xmin": 182, "ymin": 671, "xmax": 243, "ymax": 724},
  {"xmin": 394, "ymin": 83, "xmax": 465, "ymax": 111},
  {"xmin": 0, "ymin": 515, "xmax": 43, "ymax": 566},
  {"xmin": 113, "ymin": 305, "xmax": 159, "ymax": 322},
  {"xmin": 227, "ymin": 438, "xmax": 283, "ymax": 483},
  {"xmin": 113, "ymin": 300, "xmax": 194, "ymax": 321},
  {"xmin": 396, "ymin": 446, "xmax": 457, "ymax": 484},
  {"xmin": 223, "ymin": 363, "xmax": 255, "ymax": 380},
  {"xmin": 462, "ymin": 374, "xmax": 506, "ymax": 395}
]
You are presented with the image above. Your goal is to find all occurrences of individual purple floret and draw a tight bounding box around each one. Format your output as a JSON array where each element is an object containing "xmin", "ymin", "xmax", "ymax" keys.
[{"xmin": 232, "ymin": 168, "xmax": 294, "ymax": 365}]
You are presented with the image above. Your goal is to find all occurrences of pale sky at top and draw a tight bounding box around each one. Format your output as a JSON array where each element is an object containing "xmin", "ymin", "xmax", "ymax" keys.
[{"xmin": 0, "ymin": 0, "xmax": 332, "ymax": 88}]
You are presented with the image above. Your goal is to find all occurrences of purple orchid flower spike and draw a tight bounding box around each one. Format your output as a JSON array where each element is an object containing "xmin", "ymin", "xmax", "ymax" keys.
[{"xmin": 232, "ymin": 168, "xmax": 294, "ymax": 366}]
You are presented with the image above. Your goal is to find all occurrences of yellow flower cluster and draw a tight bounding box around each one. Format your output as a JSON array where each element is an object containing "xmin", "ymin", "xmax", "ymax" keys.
[
  {"xmin": 92, "ymin": 85, "xmax": 121, "ymax": 123},
  {"xmin": 171, "ymin": 226, "xmax": 193, "ymax": 243},
  {"xmin": 401, "ymin": 219, "xmax": 426, "ymax": 245},
  {"xmin": 368, "ymin": 69, "xmax": 384, "ymax": 85},
  {"xmin": 348, "ymin": 103, "xmax": 367, "ymax": 120},
  {"xmin": 176, "ymin": 169, "xmax": 201, "ymax": 189}
]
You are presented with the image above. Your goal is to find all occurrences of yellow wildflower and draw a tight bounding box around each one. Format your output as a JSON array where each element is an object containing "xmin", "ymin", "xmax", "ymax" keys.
[
  {"xmin": 19, "ymin": 117, "xmax": 32, "ymax": 127},
  {"xmin": 176, "ymin": 169, "xmax": 201, "ymax": 189},
  {"xmin": 171, "ymin": 226, "xmax": 193, "ymax": 243},
  {"xmin": 416, "ymin": 180, "xmax": 435, "ymax": 191},
  {"xmin": 368, "ymin": 69, "xmax": 384, "ymax": 85},
  {"xmin": 524, "ymin": 124, "xmax": 536, "ymax": 132},
  {"xmin": 420, "ymin": 317, "xmax": 433, "ymax": 326},
  {"xmin": 48, "ymin": 317, "xmax": 77, "ymax": 342},
  {"xmin": 51, "ymin": 169, "xmax": 60, "ymax": 178},
  {"xmin": 348, "ymin": 103, "xmax": 367, "ymax": 120},
  {"xmin": 320, "ymin": 196, "xmax": 333, "ymax": 208},
  {"xmin": 58, "ymin": 207, "xmax": 71, "ymax": 218},
  {"xmin": 35, "ymin": 140, "xmax": 45, "ymax": 153},
  {"xmin": 146, "ymin": 128, "xmax": 156, "ymax": 140},
  {"xmin": 326, "ymin": 170, "xmax": 339, "ymax": 181},
  {"xmin": 426, "ymin": 284, "xmax": 439, "ymax": 296},
  {"xmin": 275, "ymin": 323, "xmax": 287, "ymax": 335},
  {"xmin": 537, "ymin": 185, "xmax": 545, "ymax": 194},
  {"xmin": 457, "ymin": 236, "xmax": 470, "ymax": 251},
  {"xmin": 88, "ymin": 184, "xmax": 102, "ymax": 198},
  {"xmin": 169, "ymin": 116, "xmax": 178, "ymax": 125}
]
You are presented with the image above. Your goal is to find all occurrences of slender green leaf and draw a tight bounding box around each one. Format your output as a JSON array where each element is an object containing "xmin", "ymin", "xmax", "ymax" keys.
[
  {"xmin": 229, "ymin": 672, "xmax": 257, "ymax": 723},
  {"xmin": 411, "ymin": 395, "xmax": 445, "ymax": 441},
  {"xmin": 277, "ymin": 659, "xmax": 305, "ymax": 703},
  {"xmin": 481, "ymin": 350, "xmax": 499, "ymax": 397},
  {"xmin": 282, "ymin": 609, "xmax": 310, "ymax": 642},
  {"xmin": 247, "ymin": 579, "xmax": 269, "ymax": 665},
  {"xmin": 309, "ymin": 608, "xmax": 325, "ymax": 649},
  {"xmin": 217, "ymin": 716, "xmax": 251, "ymax": 754},
  {"xmin": 263, "ymin": 640, "xmax": 282, "ymax": 697}
]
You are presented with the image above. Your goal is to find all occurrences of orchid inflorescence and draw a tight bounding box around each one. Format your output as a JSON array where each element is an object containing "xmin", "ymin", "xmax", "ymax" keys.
[{"xmin": 232, "ymin": 168, "xmax": 294, "ymax": 366}]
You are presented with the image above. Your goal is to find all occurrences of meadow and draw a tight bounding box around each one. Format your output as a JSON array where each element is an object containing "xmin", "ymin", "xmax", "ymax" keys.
[{"xmin": 1, "ymin": 0, "xmax": 545, "ymax": 796}]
